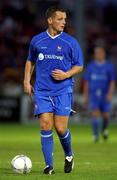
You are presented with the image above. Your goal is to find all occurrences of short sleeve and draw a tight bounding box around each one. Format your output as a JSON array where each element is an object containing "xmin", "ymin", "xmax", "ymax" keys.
[
  {"xmin": 71, "ymin": 39, "xmax": 83, "ymax": 66},
  {"xmin": 27, "ymin": 39, "xmax": 37, "ymax": 62}
]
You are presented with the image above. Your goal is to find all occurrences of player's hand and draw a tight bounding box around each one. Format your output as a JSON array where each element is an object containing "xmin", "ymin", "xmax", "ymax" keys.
[
  {"xmin": 24, "ymin": 81, "xmax": 34, "ymax": 96},
  {"xmin": 106, "ymin": 93, "xmax": 113, "ymax": 102},
  {"xmin": 51, "ymin": 69, "xmax": 69, "ymax": 80},
  {"xmin": 83, "ymin": 95, "xmax": 89, "ymax": 107}
]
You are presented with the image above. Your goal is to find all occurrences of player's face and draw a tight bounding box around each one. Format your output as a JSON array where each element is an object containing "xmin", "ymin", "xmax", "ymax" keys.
[
  {"xmin": 48, "ymin": 11, "xmax": 67, "ymax": 33},
  {"xmin": 94, "ymin": 48, "xmax": 106, "ymax": 61}
]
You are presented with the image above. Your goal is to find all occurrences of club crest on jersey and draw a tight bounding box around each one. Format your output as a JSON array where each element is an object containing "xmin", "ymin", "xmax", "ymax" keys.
[{"xmin": 57, "ymin": 45, "xmax": 62, "ymax": 51}]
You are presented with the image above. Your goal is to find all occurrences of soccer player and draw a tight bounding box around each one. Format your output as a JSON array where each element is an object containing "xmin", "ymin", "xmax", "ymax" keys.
[
  {"xmin": 83, "ymin": 46, "xmax": 115, "ymax": 142},
  {"xmin": 24, "ymin": 7, "xmax": 83, "ymax": 174}
]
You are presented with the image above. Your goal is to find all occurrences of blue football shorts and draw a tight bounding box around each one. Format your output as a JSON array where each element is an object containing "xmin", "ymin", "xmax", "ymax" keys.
[
  {"xmin": 89, "ymin": 96, "xmax": 111, "ymax": 112},
  {"xmin": 33, "ymin": 93, "xmax": 72, "ymax": 116}
]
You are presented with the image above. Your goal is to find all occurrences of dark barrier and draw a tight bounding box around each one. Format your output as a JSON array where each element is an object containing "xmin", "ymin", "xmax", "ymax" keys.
[{"xmin": 0, "ymin": 96, "xmax": 21, "ymax": 122}]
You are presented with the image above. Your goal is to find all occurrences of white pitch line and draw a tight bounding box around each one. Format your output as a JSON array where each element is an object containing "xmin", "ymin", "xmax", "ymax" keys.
[{"xmin": 84, "ymin": 162, "xmax": 91, "ymax": 165}]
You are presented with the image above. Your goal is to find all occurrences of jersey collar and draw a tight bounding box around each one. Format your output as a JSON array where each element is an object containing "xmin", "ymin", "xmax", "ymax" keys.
[
  {"xmin": 46, "ymin": 30, "xmax": 63, "ymax": 39},
  {"xmin": 95, "ymin": 59, "xmax": 106, "ymax": 66}
]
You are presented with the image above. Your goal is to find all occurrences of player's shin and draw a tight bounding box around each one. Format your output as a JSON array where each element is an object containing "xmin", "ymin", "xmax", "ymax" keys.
[
  {"xmin": 41, "ymin": 130, "xmax": 54, "ymax": 167},
  {"xmin": 102, "ymin": 117, "xmax": 109, "ymax": 140},
  {"xmin": 92, "ymin": 118, "xmax": 101, "ymax": 141},
  {"xmin": 57, "ymin": 129, "xmax": 73, "ymax": 157},
  {"xmin": 102, "ymin": 117, "xmax": 109, "ymax": 132}
]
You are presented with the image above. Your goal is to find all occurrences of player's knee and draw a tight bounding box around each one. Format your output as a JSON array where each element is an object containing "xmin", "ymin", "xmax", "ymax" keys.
[
  {"xmin": 92, "ymin": 111, "xmax": 100, "ymax": 118},
  {"xmin": 102, "ymin": 113, "xmax": 109, "ymax": 120},
  {"xmin": 55, "ymin": 126, "xmax": 66, "ymax": 135},
  {"xmin": 40, "ymin": 119, "xmax": 52, "ymax": 130}
]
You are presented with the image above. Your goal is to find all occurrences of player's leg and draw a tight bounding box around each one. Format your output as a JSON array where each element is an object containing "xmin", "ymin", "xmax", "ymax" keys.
[
  {"xmin": 89, "ymin": 97, "xmax": 101, "ymax": 142},
  {"xmin": 39, "ymin": 113, "xmax": 54, "ymax": 174},
  {"xmin": 101, "ymin": 112, "xmax": 110, "ymax": 140},
  {"xmin": 54, "ymin": 115, "xmax": 74, "ymax": 173},
  {"xmin": 54, "ymin": 115, "xmax": 73, "ymax": 157},
  {"xmin": 33, "ymin": 95, "xmax": 54, "ymax": 174},
  {"xmin": 54, "ymin": 93, "xmax": 73, "ymax": 173},
  {"xmin": 91, "ymin": 110, "xmax": 101, "ymax": 142},
  {"xmin": 101, "ymin": 100, "xmax": 111, "ymax": 140}
]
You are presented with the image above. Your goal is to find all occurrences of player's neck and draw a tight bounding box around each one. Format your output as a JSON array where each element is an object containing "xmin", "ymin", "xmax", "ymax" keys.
[
  {"xmin": 47, "ymin": 28, "xmax": 62, "ymax": 38},
  {"xmin": 95, "ymin": 59, "xmax": 106, "ymax": 65}
]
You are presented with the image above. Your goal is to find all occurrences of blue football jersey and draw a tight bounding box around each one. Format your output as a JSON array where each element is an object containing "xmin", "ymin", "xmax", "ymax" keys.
[
  {"xmin": 27, "ymin": 31, "xmax": 83, "ymax": 96},
  {"xmin": 84, "ymin": 60, "xmax": 115, "ymax": 97}
]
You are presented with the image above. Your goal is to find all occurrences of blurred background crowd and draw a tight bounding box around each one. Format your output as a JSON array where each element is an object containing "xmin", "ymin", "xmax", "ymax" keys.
[{"xmin": 0, "ymin": 0, "xmax": 117, "ymax": 122}]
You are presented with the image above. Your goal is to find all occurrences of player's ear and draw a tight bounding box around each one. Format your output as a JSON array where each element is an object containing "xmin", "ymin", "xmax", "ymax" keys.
[{"xmin": 47, "ymin": 17, "xmax": 53, "ymax": 25}]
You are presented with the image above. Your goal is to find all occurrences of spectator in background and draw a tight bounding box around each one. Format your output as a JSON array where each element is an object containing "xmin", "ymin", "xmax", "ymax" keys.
[{"xmin": 83, "ymin": 46, "xmax": 115, "ymax": 142}]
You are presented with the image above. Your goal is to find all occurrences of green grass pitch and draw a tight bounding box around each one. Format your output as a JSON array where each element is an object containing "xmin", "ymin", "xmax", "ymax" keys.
[{"xmin": 0, "ymin": 123, "xmax": 117, "ymax": 180}]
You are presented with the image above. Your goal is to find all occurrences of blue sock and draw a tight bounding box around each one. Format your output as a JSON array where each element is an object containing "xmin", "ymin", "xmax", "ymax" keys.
[
  {"xmin": 57, "ymin": 129, "xmax": 73, "ymax": 157},
  {"xmin": 41, "ymin": 130, "xmax": 53, "ymax": 167},
  {"xmin": 102, "ymin": 117, "xmax": 109, "ymax": 132},
  {"xmin": 92, "ymin": 118, "xmax": 100, "ymax": 137}
]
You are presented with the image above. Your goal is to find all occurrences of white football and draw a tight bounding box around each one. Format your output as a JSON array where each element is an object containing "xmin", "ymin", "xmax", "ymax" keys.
[{"xmin": 11, "ymin": 155, "xmax": 32, "ymax": 174}]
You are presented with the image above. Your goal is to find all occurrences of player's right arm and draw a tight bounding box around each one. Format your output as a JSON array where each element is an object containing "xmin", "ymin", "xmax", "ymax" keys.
[
  {"xmin": 24, "ymin": 61, "xmax": 35, "ymax": 96},
  {"xmin": 24, "ymin": 37, "xmax": 37, "ymax": 96},
  {"xmin": 83, "ymin": 65, "xmax": 91, "ymax": 105},
  {"xmin": 83, "ymin": 80, "xmax": 89, "ymax": 105}
]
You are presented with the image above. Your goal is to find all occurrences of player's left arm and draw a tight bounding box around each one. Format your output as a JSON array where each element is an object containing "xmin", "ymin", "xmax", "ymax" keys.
[
  {"xmin": 52, "ymin": 39, "xmax": 83, "ymax": 80},
  {"xmin": 52, "ymin": 66, "xmax": 83, "ymax": 80},
  {"xmin": 106, "ymin": 80, "xmax": 115, "ymax": 101},
  {"xmin": 66, "ymin": 65, "xmax": 83, "ymax": 78}
]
